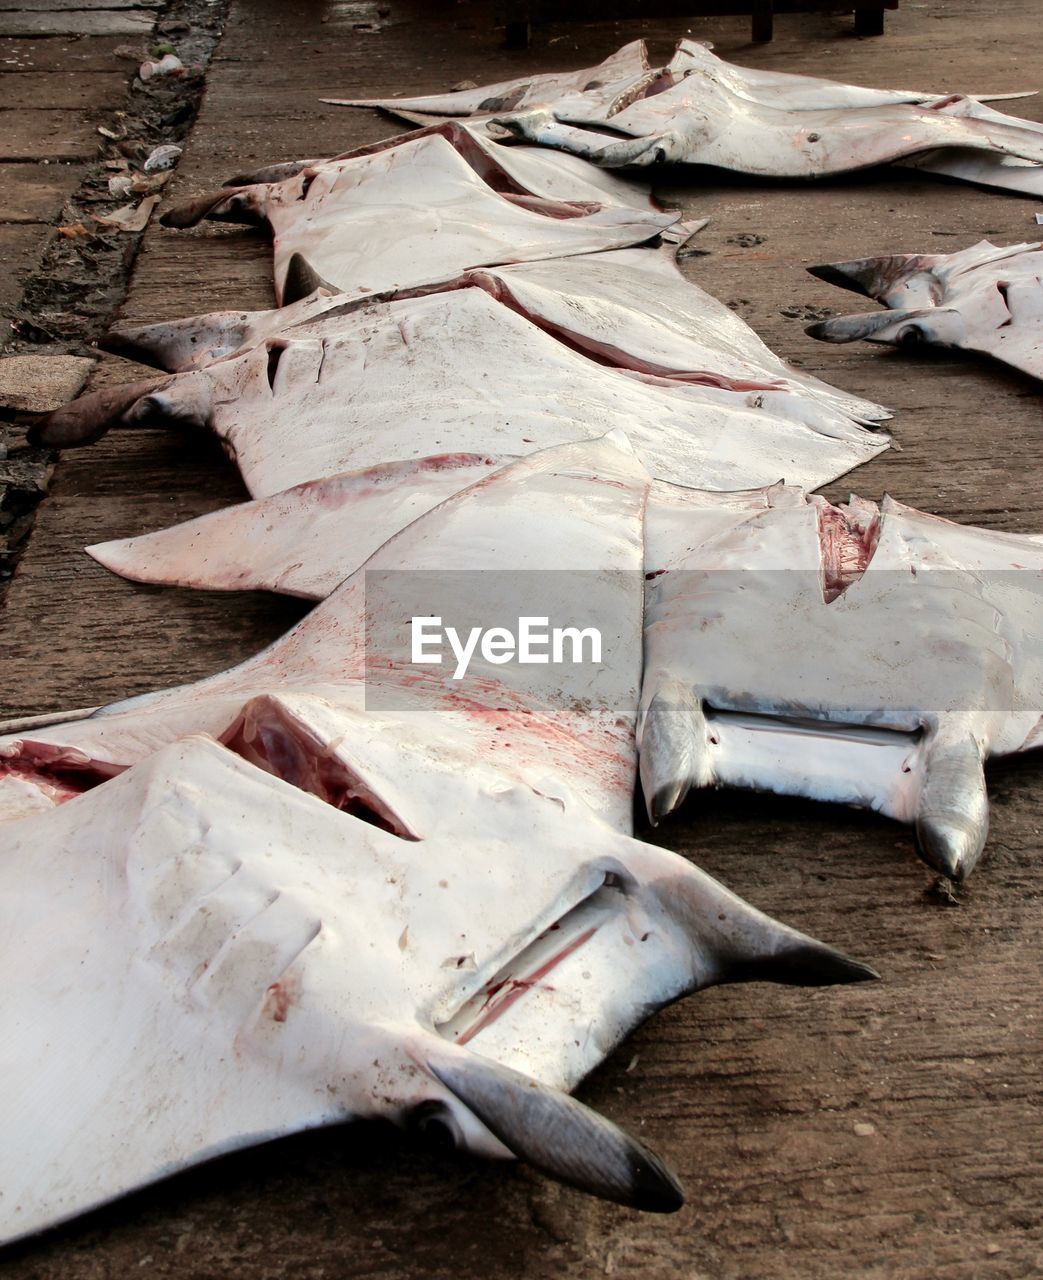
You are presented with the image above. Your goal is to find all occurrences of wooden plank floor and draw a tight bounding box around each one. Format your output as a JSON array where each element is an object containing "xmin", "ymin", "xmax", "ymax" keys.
[{"xmin": 1, "ymin": 1, "xmax": 1041, "ymax": 1276}]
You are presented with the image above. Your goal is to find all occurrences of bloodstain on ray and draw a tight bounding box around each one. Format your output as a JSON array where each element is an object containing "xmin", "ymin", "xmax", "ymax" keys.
[{"xmin": 453, "ymin": 925, "xmax": 600, "ymax": 1047}]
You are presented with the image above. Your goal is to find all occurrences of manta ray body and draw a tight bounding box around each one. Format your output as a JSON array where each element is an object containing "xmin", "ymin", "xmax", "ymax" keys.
[
  {"xmin": 639, "ymin": 485, "xmax": 1043, "ymax": 880},
  {"xmin": 0, "ymin": 438, "xmax": 876, "ymax": 1241},
  {"xmin": 84, "ymin": 461, "xmax": 1043, "ymax": 882},
  {"xmin": 102, "ymin": 245, "xmax": 886, "ymax": 428},
  {"xmin": 0, "ymin": 437, "xmax": 652, "ymax": 830},
  {"xmin": 0, "ymin": 723, "xmax": 875, "ymax": 1245},
  {"xmin": 160, "ymin": 127, "xmax": 677, "ymax": 304},
  {"xmin": 806, "ymin": 239, "xmax": 1043, "ymax": 383},
  {"xmin": 33, "ymin": 277, "xmax": 888, "ymax": 500},
  {"xmin": 337, "ymin": 39, "xmax": 1043, "ymax": 194}
]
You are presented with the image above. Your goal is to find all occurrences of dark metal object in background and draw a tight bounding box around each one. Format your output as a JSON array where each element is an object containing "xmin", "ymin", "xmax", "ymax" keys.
[{"xmin": 501, "ymin": 0, "xmax": 898, "ymax": 45}]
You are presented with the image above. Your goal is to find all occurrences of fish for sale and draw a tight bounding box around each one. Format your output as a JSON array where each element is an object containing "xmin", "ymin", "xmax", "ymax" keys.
[
  {"xmin": 0, "ymin": 435, "xmax": 651, "ymax": 831},
  {"xmin": 340, "ymin": 39, "xmax": 1043, "ymax": 191},
  {"xmin": 84, "ymin": 458, "xmax": 1043, "ymax": 883},
  {"xmin": 160, "ymin": 128, "xmax": 678, "ymax": 304},
  {"xmin": 639, "ymin": 485, "xmax": 1043, "ymax": 880},
  {"xmin": 33, "ymin": 271, "xmax": 888, "ymax": 503},
  {"xmin": 219, "ymin": 118, "xmax": 658, "ymax": 211},
  {"xmin": 101, "ymin": 244, "xmax": 886, "ymax": 430},
  {"xmin": 0, "ymin": 723, "xmax": 875, "ymax": 1245},
  {"xmin": 0, "ymin": 434, "xmax": 877, "ymax": 1239},
  {"xmin": 331, "ymin": 38, "xmax": 1018, "ymax": 121},
  {"xmin": 806, "ymin": 239, "xmax": 1043, "ymax": 383}
]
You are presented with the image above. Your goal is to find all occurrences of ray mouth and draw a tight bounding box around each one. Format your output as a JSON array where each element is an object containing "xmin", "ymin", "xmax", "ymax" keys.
[
  {"xmin": 695, "ymin": 702, "xmax": 926, "ymax": 820},
  {"xmin": 436, "ymin": 872, "xmax": 628, "ymax": 1047}
]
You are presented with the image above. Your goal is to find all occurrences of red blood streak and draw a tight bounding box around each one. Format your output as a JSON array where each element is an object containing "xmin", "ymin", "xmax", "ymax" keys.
[{"xmin": 456, "ymin": 925, "xmax": 598, "ymax": 1046}]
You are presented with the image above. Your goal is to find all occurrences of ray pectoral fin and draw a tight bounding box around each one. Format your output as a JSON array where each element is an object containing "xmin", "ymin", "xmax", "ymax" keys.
[
  {"xmin": 638, "ymin": 682, "xmax": 714, "ymax": 824},
  {"xmin": 99, "ymin": 315, "xmax": 250, "ymax": 374},
  {"xmin": 426, "ymin": 1050, "xmax": 684, "ymax": 1213},
  {"xmin": 915, "ymin": 733, "xmax": 989, "ymax": 880}
]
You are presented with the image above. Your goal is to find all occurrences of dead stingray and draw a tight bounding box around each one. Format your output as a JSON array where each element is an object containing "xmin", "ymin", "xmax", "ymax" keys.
[
  {"xmin": 101, "ymin": 244, "xmax": 886, "ymax": 431},
  {"xmin": 639, "ymin": 485, "xmax": 1043, "ymax": 880},
  {"xmin": 806, "ymin": 239, "xmax": 1043, "ymax": 383},
  {"xmin": 0, "ymin": 435, "xmax": 877, "ymax": 1238},
  {"xmin": 33, "ymin": 275, "xmax": 889, "ymax": 502},
  {"xmin": 334, "ymin": 38, "xmax": 1043, "ymax": 191},
  {"xmin": 331, "ymin": 37, "xmax": 1016, "ymax": 121},
  {"xmin": 160, "ymin": 128, "xmax": 678, "ymax": 304},
  {"xmin": 220, "ymin": 118, "xmax": 658, "ymax": 212},
  {"xmin": 0, "ymin": 435, "xmax": 650, "ymax": 834},
  {"xmin": 85, "ymin": 462, "xmax": 1043, "ymax": 882},
  {"xmin": 0, "ymin": 722, "xmax": 875, "ymax": 1245}
]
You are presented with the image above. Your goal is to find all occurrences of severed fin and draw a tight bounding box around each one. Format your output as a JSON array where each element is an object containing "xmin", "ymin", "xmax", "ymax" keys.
[
  {"xmin": 281, "ymin": 253, "xmax": 339, "ymax": 305},
  {"xmin": 28, "ymin": 372, "xmax": 213, "ymax": 448},
  {"xmin": 652, "ymin": 860, "xmax": 880, "ymax": 990},
  {"xmin": 159, "ymin": 184, "xmax": 263, "ymax": 230},
  {"xmin": 426, "ymin": 1050, "xmax": 684, "ymax": 1213},
  {"xmin": 639, "ymin": 683, "xmax": 714, "ymax": 824},
  {"xmin": 915, "ymin": 734, "xmax": 989, "ymax": 880}
]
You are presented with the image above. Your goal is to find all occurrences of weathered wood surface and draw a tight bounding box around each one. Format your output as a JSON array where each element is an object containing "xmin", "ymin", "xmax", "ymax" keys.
[
  {"xmin": 0, "ymin": 8, "xmax": 156, "ymax": 36},
  {"xmin": 1, "ymin": 1, "xmax": 1041, "ymax": 1276}
]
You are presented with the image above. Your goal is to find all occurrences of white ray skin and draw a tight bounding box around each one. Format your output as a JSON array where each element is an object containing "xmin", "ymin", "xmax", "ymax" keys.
[
  {"xmin": 332, "ymin": 37, "xmax": 1043, "ymax": 187},
  {"xmin": 0, "ymin": 438, "xmax": 878, "ymax": 1238},
  {"xmin": 160, "ymin": 130, "xmax": 678, "ymax": 303},
  {"xmin": 330, "ymin": 37, "xmax": 1029, "ymax": 119},
  {"xmin": 807, "ymin": 240, "xmax": 1043, "ymax": 383},
  {"xmin": 639, "ymin": 487, "xmax": 1043, "ymax": 879},
  {"xmin": 323, "ymin": 38, "xmax": 655, "ymax": 117},
  {"xmin": 895, "ymin": 97, "xmax": 1043, "ymax": 195},
  {"xmin": 219, "ymin": 119, "xmax": 658, "ymax": 212},
  {"xmin": 0, "ymin": 435, "xmax": 650, "ymax": 833},
  {"xmin": 38, "ymin": 286, "xmax": 889, "ymax": 501},
  {"xmin": 501, "ymin": 88, "xmax": 1043, "ymax": 177},
  {"xmin": 85, "ymin": 475, "xmax": 797, "ymax": 603},
  {"xmin": 87, "ymin": 458, "xmax": 1043, "ymax": 881},
  {"xmin": 102, "ymin": 246, "xmax": 888, "ymax": 429},
  {"xmin": 0, "ymin": 719, "xmax": 877, "ymax": 1244}
]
